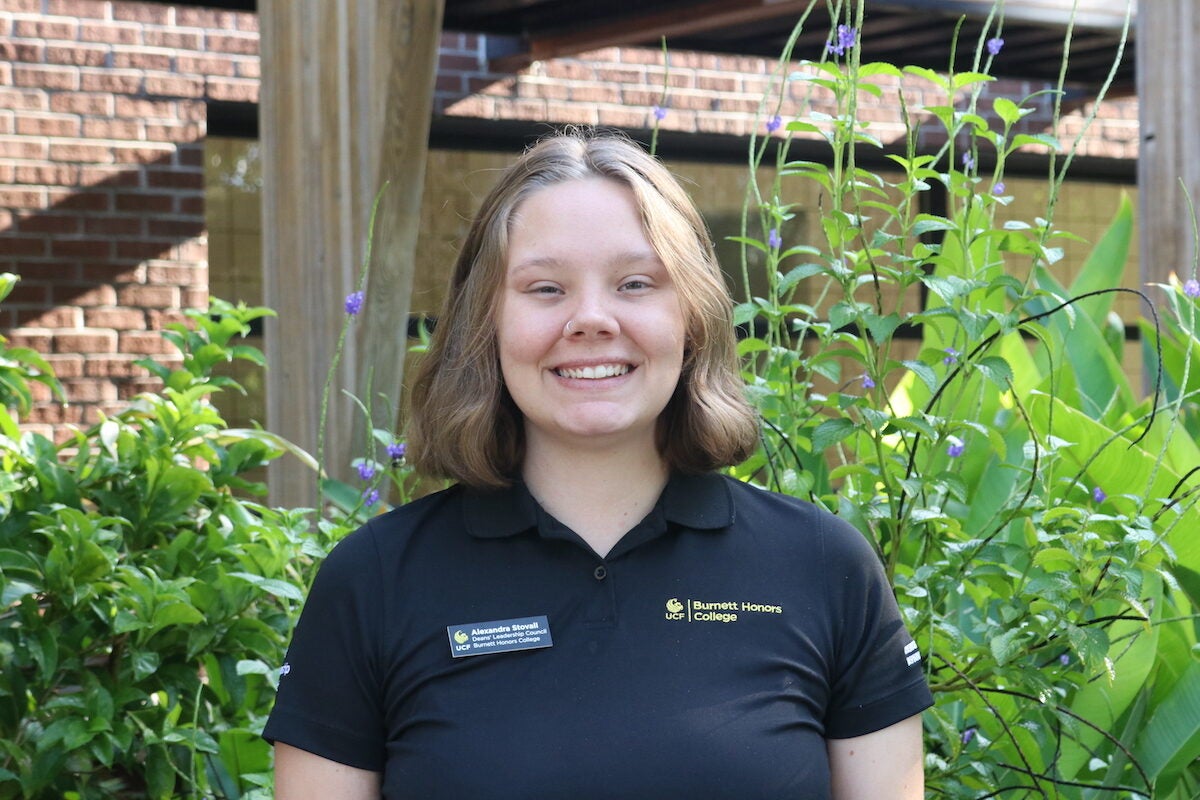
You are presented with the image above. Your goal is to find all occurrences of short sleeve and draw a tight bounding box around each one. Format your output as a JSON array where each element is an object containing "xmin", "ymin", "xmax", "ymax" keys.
[
  {"xmin": 262, "ymin": 524, "xmax": 387, "ymax": 771},
  {"xmin": 819, "ymin": 512, "xmax": 933, "ymax": 739}
]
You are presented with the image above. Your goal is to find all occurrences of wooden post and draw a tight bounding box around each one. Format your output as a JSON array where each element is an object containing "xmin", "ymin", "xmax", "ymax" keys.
[
  {"xmin": 259, "ymin": 0, "xmax": 445, "ymax": 509},
  {"xmin": 1138, "ymin": 1, "xmax": 1199, "ymax": 391}
]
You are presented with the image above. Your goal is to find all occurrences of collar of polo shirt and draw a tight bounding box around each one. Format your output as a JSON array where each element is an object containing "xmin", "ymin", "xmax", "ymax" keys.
[{"xmin": 462, "ymin": 471, "xmax": 735, "ymax": 555}]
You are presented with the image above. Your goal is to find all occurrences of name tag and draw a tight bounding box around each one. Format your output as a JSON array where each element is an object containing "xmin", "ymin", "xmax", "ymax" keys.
[{"xmin": 447, "ymin": 615, "xmax": 553, "ymax": 658}]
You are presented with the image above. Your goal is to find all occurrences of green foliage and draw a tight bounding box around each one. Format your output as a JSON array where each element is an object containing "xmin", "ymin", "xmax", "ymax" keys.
[
  {"xmin": 736, "ymin": 5, "xmax": 1198, "ymax": 798},
  {"xmin": 0, "ymin": 300, "xmax": 308, "ymax": 799},
  {"xmin": 0, "ymin": 274, "xmax": 63, "ymax": 418}
]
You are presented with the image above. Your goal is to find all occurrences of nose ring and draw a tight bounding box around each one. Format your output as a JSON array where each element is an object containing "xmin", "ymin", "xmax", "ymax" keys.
[{"xmin": 564, "ymin": 319, "xmax": 577, "ymax": 336}]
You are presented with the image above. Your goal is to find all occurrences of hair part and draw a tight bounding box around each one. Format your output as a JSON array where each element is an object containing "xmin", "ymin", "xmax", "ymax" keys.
[{"xmin": 407, "ymin": 129, "xmax": 760, "ymax": 488}]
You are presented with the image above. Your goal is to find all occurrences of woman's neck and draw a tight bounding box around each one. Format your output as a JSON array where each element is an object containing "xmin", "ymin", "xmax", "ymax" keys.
[{"xmin": 521, "ymin": 438, "xmax": 670, "ymax": 558}]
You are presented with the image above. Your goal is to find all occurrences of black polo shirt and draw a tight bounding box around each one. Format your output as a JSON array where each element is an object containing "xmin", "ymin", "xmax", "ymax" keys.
[{"xmin": 264, "ymin": 472, "xmax": 933, "ymax": 799}]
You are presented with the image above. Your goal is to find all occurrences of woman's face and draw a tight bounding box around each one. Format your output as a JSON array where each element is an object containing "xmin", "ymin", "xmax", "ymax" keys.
[{"xmin": 495, "ymin": 177, "xmax": 686, "ymax": 455}]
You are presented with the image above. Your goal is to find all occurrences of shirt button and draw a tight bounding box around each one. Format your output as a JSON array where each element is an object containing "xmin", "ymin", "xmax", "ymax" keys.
[{"xmin": 593, "ymin": 565, "xmax": 607, "ymax": 581}]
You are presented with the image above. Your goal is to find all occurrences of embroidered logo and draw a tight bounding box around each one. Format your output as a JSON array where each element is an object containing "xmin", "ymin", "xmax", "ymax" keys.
[{"xmin": 663, "ymin": 597, "xmax": 783, "ymax": 623}]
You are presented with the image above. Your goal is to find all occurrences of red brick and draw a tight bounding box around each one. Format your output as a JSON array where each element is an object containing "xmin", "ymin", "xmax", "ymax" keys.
[
  {"xmin": 174, "ymin": 8, "xmax": 238, "ymax": 28},
  {"xmin": 63, "ymin": 378, "xmax": 119, "ymax": 404},
  {"xmin": 112, "ymin": 4, "xmax": 172, "ymax": 24},
  {"xmin": 172, "ymin": 240, "xmax": 205, "ymax": 262},
  {"xmin": 110, "ymin": 49, "xmax": 170, "ymax": 71},
  {"xmin": 49, "ymin": 141, "xmax": 113, "ymax": 162},
  {"xmin": 143, "ymin": 29, "xmax": 201, "ymax": 49},
  {"xmin": 0, "ymin": 0, "xmax": 39, "ymax": 13},
  {"xmin": 85, "ymin": 307, "xmax": 146, "ymax": 330},
  {"xmin": 115, "ymin": 193, "xmax": 172, "ymax": 213},
  {"xmin": 51, "ymin": 283, "xmax": 116, "ymax": 306},
  {"xmin": 79, "ymin": 261, "xmax": 145, "ymax": 283},
  {"xmin": 83, "ymin": 118, "xmax": 141, "ymax": 139},
  {"xmin": 144, "ymin": 74, "xmax": 205, "ymax": 98},
  {"xmin": 119, "ymin": 331, "xmax": 175, "ymax": 354},
  {"xmin": 176, "ymin": 146, "xmax": 203, "ymax": 167},
  {"xmin": 1, "ymin": 41, "xmax": 44, "ymax": 62},
  {"xmin": 26, "ymin": 403, "xmax": 85, "ymax": 425},
  {"xmin": 0, "ymin": 137, "xmax": 47, "ymax": 159},
  {"xmin": 15, "ymin": 163, "xmax": 81, "ymax": 184},
  {"xmin": 49, "ymin": 91, "xmax": 114, "ymax": 116},
  {"xmin": 11, "ymin": 261, "xmax": 79, "ymax": 282},
  {"xmin": 14, "ymin": 65, "xmax": 80, "ymax": 91},
  {"xmin": 204, "ymin": 76, "xmax": 258, "ymax": 103},
  {"xmin": 177, "ymin": 196, "xmax": 204, "ymax": 215},
  {"xmin": 207, "ymin": 33, "xmax": 257, "ymax": 55},
  {"xmin": 235, "ymin": 13, "xmax": 258, "ymax": 33},
  {"xmin": 180, "ymin": 288, "xmax": 208, "ymax": 309},
  {"xmin": 47, "ymin": 0, "xmax": 108, "ymax": 19},
  {"xmin": 52, "ymin": 238, "xmax": 112, "ymax": 258},
  {"xmin": 80, "ymin": 21, "xmax": 142, "ymax": 45},
  {"xmin": 112, "ymin": 144, "xmax": 173, "ymax": 164},
  {"xmin": 176, "ymin": 100, "xmax": 206, "ymax": 121},
  {"xmin": 114, "ymin": 97, "xmax": 176, "ymax": 120},
  {"xmin": 15, "ymin": 114, "xmax": 80, "ymax": 137},
  {"xmin": 116, "ymin": 239, "xmax": 173, "ymax": 260},
  {"xmin": 84, "ymin": 355, "xmax": 149, "ymax": 379},
  {"xmin": 84, "ymin": 216, "xmax": 143, "ymax": 236},
  {"xmin": 144, "ymin": 121, "xmax": 201, "ymax": 142},
  {"xmin": 45, "ymin": 353, "xmax": 85, "ymax": 377},
  {"xmin": 55, "ymin": 329, "xmax": 118, "ymax": 355},
  {"xmin": 235, "ymin": 58, "xmax": 260, "ymax": 79},
  {"xmin": 147, "ymin": 218, "xmax": 204, "ymax": 238},
  {"xmin": 0, "ymin": 188, "xmax": 47, "ymax": 208},
  {"xmin": 80, "ymin": 165, "xmax": 140, "ymax": 187},
  {"xmin": 79, "ymin": 70, "xmax": 143, "ymax": 94},
  {"xmin": 118, "ymin": 284, "xmax": 178, "ymax": 307},
  {"xmin": 6, "ymin": 330, "xmax": 52, "ymax": 351},
  {"xmin": 146, "ymin": 264, "xmax": 205, "ymax": 286},
  {"xmin": 0, "ymin": 88, "xmax": 47, "ymax": 111},
  {"xmin": 47, "ymin": 189, "xmax": 112, "ymax": 211},
  {"xmin": 146, "ymin": 307, "xmax": 189, "ymax": 329},
  {"xmin": 46, "ymin": 45, "xmax": 109, "ymax": 67},
  {"xmin": 16, "ymin": 213, "xmax": 81, "ymax": 235},
  {"xmin": 11, "ymin": 305, "xmax": 79, "ymax": 329},
  {"xmin": 145, "ymin": 170, "xmax": 203, "ymax": 190},
  {"xmin": 14, "ymin": 19, "xmax": 78, "ymax": 39},
  {"xmin": 0, "ymin": 236, "xmax": 47, "ymax": 256}
]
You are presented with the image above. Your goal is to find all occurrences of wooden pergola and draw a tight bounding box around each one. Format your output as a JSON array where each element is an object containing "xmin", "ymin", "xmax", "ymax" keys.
[{"xmin": 246, "ymin": 0, "xmax": 1178, "ymax": 508}]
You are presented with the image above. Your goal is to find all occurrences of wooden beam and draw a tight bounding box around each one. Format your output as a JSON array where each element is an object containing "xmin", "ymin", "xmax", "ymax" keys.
[
  {"xmin": 1137, "ymin": 0, "xmax": 1196, "ymax": 391},
  {"xmin": 491, "ymin": 0, "xmax": 819, "ymax": 71},
  {"xmin": 259, "ymin": 0, "xmax": 444, "ymax": 509}
]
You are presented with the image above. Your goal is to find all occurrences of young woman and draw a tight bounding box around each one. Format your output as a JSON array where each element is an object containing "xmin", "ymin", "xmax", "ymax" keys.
[{"xmin": 265, "ymin": 131, "xmax": 932, "ymax": 799}]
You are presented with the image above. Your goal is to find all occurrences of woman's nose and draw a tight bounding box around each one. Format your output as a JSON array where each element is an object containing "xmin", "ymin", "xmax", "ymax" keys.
[{"xmin": 563, "ymin": 290, "xmax": 619, "ymax": 338}]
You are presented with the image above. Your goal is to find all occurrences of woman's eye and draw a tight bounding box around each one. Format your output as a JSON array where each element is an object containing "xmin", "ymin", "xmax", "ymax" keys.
[
  {"xmin": 621, "ymin": 279, "xmax": 650, "ymax": 291},
  {"xmin": 530, "ymin": 284, "xmax": 561, "ymax": 295}
]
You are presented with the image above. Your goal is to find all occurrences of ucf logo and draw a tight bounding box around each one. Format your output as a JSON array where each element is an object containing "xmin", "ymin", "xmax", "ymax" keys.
[{"xmin": 664, "ymin": 598, "xmax": 685, "ymax": 620}]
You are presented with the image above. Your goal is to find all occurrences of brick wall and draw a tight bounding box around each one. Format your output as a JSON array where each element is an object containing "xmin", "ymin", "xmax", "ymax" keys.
[
  {"xmin": 0, "ymin": 0, "xmax": 258, "ymax": 438},
  {"xmin": 435, "ymin": 32, "xmax": 1139, "ymax": 159},
  {"xmin": 1, "ymin": 6, "xmax": 1138, "ymax": 441}
]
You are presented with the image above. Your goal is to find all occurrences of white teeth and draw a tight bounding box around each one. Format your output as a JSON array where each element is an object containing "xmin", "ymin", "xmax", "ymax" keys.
[{"xmin": 557, "ymin": 364, "xmax": 630, "ymax": 379}]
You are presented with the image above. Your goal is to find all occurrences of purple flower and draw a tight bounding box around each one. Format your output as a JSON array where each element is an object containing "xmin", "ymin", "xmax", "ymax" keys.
[
  {"xmin": 1184, "ymin": 278, "xmax": 1200, "ymax": 298},
  {"xmin": 652, "ymin": 104, "xmax": 668, "ymax": 121},
  {"xmin": 356, "ymin": 462, "xmax": 376, "ymax": 482},
  {"xmin": 961, "ymin": 152, "xmax": 975, "ymax": 172},
  {"xmin": 766, "ymin": 114, "xmax": 783, "ymax": 134},
  {"xmin": 943, "ymin": 347, "xmax": 959, "ymax": 365},
  {"xmin": 1059, "ymin": 653, "xmax": 1070, "ymax": 666},
  {"xmin": 991, "ymin": 182, "xmax": 1006, "ymax": 196},
  {"xmin": 344, "ymin": 290, "xmax": 365, "ymax": 316},
  {"xmin": 947, "ymin": 437, "xmax": 965, "ymax": 458},
  {"xmin": 961, "ymin": 727, "xmax": 976, "ymax": 745},
  {"xmin": 987, "ymin": 37, "xmax": 1005, "ymax": 56},
  {"xmin": 1092, "ymin": 486, "xmax": 1107, "ymax": 503},
  {"xmin": 768, "ymin": 228, "xmax": 782, "ymax": 249},
  {"xmin": 862, "ymin": 374, "xmax": 876, "ymax": 390},
  {"xmin": 387, "ymin": 442, "xmax": 407, "ymax": 461},
  {"xmin": 826, "ymin": 24, "xmax": 857, "ymax": 56},
  {"xmin": 362, "ymin": 488, "xmax": 380, "ymax": 507}
]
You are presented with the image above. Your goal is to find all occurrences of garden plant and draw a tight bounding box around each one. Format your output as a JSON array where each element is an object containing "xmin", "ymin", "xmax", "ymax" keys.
[{"xmin": 2, "ymin": 0, "xmax": 1200, "ymax": 797}]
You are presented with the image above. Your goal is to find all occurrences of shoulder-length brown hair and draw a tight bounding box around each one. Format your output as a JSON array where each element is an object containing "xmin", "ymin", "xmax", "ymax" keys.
[{"xmin": 407, "ymin": 130, "xmax": 759, "ymax": 488}]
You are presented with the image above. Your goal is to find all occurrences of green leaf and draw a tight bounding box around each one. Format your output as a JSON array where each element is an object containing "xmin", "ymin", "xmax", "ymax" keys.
[
  {"xmin": 228, "ymin": 572, "xmax": 305, "ymax": 602},
  {"xmin": 811, "ymin": 418, "xmax": 857, "ymax": 452},
  {"xmin": 1134, "ymin": 662, "xmax": 1200, "ymax": 781}
]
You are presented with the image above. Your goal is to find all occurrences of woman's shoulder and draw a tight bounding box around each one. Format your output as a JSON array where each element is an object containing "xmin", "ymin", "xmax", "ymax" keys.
[{"xmin": 716, "ymin": 474, "xmax": 878, "ymax": 563}]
